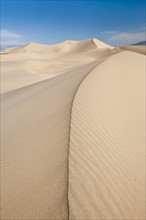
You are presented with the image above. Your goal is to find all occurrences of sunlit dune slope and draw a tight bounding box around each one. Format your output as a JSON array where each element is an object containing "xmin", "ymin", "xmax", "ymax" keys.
[{"xmin": 1, "ymin": 38, "xmax": 145, "ymax": 220}]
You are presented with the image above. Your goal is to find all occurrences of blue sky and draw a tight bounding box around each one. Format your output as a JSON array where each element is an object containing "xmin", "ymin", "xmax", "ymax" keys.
[{"xmin": 1, "ymin": 0, "xmax": 146, "ymax": 46}]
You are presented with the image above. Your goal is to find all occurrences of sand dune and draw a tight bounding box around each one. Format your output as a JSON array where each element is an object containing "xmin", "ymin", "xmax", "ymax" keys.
[
  {"xmin": 69, "ymin": 51, "xmax": 145, "ymax": 219},
  {"xmin": 1, "ymin": 39, "xmax": 145, "ymax": 219},
  {"xmin": 2, "ymin": 38, "xmax": 113, "ymax": 54},
  {"xmin": 120, "ymin": 45, "xmax": 146, "ymax": 55},
  {"xmin": 1, "ymin": 38, "xmax": 115, "ymax": 94},
  {"xmin": 1, "ymin": 59, "xmax": 108, "ymax": 219}
]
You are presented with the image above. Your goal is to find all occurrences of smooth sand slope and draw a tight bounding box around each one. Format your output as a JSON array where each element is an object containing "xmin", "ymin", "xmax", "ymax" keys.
[
  {"xmin": 1, "ymin": 61, "xmax": 100, "ymax": 220},
  {"xmin": 1, "ymin": 39, "xmax": 145, "ymax": 219}
]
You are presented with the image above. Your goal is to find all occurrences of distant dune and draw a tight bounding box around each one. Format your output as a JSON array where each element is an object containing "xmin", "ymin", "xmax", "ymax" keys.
[
  {"xmin": 120, "ymin": 45, "xmax": 146, "ymax": 55},
  {"xmin": 0, "ymin": 44, "xmax": 22, "ymax": 51},
  {"xmin": 0, "ymin": 38, "xmax": 116, "ymax": 94},
  {"xmin": 1, "ymin": 38, "xmax": 145, "ymax": 219}
]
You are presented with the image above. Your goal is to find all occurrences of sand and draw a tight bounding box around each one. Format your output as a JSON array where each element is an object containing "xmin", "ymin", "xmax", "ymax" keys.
[
  {"xmin": 69, "ymin": 51, "xmax": 145, "ymax": 219},
  {"xmin": 0, "ymin": 38, "xmax": 145, "ymax": 219},
  {"xmin": 120, "ymin": 45, "xmax": 146, "ymax": 55}
]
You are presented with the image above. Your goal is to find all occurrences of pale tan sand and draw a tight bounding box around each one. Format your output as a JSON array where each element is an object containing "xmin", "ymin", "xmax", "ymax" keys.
[
  {"xmin": 0, "ymin": 38, "xmax": 114, "ymax": 94},
  {"xmin": 1, "ymin": 61, "xmax": 100, "ymax": 219},
  {"xmin": 120, "ymin": 45, "xmax": 146, "ymax": 55},
  {"xmin": 69, "ymin": 51, "xmax": 145, "ymax": 219},
  {"xmin": 1, "ymin": 38, "xmax": 113, "ymax": 58},
  {"xmin": 1, "ymin": 38, "xmax": 115, "ymax": 218},
  {"xmin": 1, "ymin": 38, "xmax": 145, "ymax": 220}
]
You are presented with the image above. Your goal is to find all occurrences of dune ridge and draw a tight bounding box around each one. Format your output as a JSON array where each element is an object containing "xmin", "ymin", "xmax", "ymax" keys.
[
  {"xmin": 1, "ymin": 38, "xmax": 113, "ymax": 54},
  {"xmin": 1, "ymin": 38, "xmax": 116, "ymax": 94},
  {"xmin": 1, "ymin": 58, "xmax": 109, "ymax": 219},
  {"xmin": 120, "ymin": 45, "xmax": 146, "ymax": 55},
  {"xmin": 1, "ymin": 38, "xmax": 145, "ymax": 219},
  {"xmin": 69, "ymin": 51, "xmax": 145, "ymax": 219}
]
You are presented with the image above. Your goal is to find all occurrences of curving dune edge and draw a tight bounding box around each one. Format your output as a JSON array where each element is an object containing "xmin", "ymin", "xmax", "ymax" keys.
[{"xmin": 1, "ymin": 38, "xmax": 145, "ymax": 219}]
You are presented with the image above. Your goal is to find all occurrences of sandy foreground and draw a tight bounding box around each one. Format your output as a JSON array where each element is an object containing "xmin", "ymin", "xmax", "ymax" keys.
[{"xmin": 0, "ymin": 38, "xmax": 145, "ymax": 219}]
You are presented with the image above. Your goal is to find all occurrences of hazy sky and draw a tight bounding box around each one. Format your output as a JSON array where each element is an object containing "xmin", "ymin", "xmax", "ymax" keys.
[{"xmin": 1, "ymin": 0, "xmax": 146, "ymax": 46}]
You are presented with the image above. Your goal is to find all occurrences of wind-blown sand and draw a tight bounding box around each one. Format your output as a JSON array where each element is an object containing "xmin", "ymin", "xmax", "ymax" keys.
[
  {"xmin": 1, "ymin": 38, "xmax": 145, "ymax": 219},
  {"xmin": 69, "ymin": 51, "xmax": 145, "ymax": 219}
]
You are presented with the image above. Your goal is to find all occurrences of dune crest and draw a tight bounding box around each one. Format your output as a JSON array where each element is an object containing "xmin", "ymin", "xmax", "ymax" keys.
[
  {"xmin": 1, "ymin": 38, "xmax": 113, "ymax": 54},
  {"xmin": 1, "ymin": 38, "xmax": 145, "ymax": 219},
  {"xmin": 120, "ymin": 45, "xmax": 146, "ymax": 55},
  {"xmin": 69, "ymin": 51, "xmax": 145, "ymax": 219},
  {"xmin": 1, "ymin": 38, "xmax": 115, "ymax": 94}
]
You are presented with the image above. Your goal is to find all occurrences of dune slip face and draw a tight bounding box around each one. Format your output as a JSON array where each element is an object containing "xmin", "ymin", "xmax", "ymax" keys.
[{"xmin": 1, "ymin": 38, "xmax": 145, "ymax": 220}]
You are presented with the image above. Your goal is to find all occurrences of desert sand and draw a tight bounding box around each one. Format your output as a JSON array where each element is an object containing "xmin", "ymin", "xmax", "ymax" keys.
[
  {"xmin": 0, "ymin": 38, "xmax": 145, "ymax": 219},
  {"xmin": 120, "ymin": 45, "xmax": 146, "ymax": 55}
]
